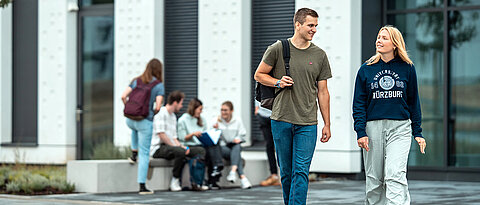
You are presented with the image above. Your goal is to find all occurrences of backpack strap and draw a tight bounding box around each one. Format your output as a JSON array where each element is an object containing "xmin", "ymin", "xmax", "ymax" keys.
[
  {"xmin": 274, "ymin": 39, "xmax": 291, "ymax": 96},
  {"xmin": 280, "ymin": 39, "xmax": 291, "ymax": 77}
]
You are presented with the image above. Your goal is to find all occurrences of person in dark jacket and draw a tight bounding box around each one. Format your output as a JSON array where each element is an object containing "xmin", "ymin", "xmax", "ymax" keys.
[{"xmin": 353, "ymin": 25, "xmax": 426, "ymax": 205}]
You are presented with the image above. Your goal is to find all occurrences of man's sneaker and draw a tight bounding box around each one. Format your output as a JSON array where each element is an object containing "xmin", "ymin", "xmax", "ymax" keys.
[
  {"xmin": 226, "ymin": 171, "xmax": 237, "ymax": 183},
  {"xmin": 260, "ymin": 175, "xmax": 281, "ymax": 186},
  {"xmin": 241, "ymin": 177, "xmax": 252, "ymax": 189},
  {"xmin": 200, "ymin": 185, "xmax": 209, "ymax": 191},
  {"xmin": 170, "ymin": 177, "xmax": 182, "ymax": 192},
  {"xmin": 207, "ymin": 182, "xmax": 221, "ymax": 190}
]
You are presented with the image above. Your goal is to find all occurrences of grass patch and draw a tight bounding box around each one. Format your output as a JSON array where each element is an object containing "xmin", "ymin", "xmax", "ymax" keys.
[{"xmin": 0, "ymin": 164, "xmax": 75, "ymax": 195}]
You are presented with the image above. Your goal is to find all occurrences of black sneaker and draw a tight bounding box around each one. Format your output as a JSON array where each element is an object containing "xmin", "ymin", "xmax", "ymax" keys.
[
  {"xmin": 207, "ymin": 182, "xmax": 221, "ymax": 190},
  {"xmin": 128, "ymin": 151, "xmax": 138, "ymax": 164},
  {"xmin": 139, "ymin": 187, "xmax": 154, "ymax": 195}
]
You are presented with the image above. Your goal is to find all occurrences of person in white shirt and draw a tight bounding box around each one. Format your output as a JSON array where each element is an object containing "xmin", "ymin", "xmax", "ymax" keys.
[
  {"xmin": 151, "ymin": 91, "xmax": 205, "ymax": 191},
  {"xmin": 212, "ymin": 101, "xmax": 252, "ymax": 189}
]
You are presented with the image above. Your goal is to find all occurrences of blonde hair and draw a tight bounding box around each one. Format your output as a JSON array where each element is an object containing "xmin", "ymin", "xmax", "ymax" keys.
[{"xmin": 366, "ymin": 25, "xmax": 413, "ymax": 65}]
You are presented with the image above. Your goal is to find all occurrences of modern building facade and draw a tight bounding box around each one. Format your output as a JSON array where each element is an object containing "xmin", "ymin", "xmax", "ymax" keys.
[{"xmin": 0, "ymin": 0, "xmax": 478, "ymax": 180}]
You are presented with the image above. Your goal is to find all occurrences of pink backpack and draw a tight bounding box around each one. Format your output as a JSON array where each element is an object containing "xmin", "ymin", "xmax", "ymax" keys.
[{"xmin": 124, "ymin": 78, "xmax": 160, "ymax": 120}]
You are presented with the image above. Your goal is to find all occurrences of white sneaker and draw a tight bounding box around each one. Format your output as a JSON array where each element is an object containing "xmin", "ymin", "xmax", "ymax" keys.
[
  {"xmin": 170, "ymin": 177, "xmax": 181, "ymax": 192},
  {"xmin": 200, "ymin": 185, "xmax": 209, "ymax": 191},
  {"xmin": 241, "ymin": 177, "xmax": 252, "ymax": 189},
  {"xmin": 226, "ymin": 171, "xmax": 237, "ymax": 183}
]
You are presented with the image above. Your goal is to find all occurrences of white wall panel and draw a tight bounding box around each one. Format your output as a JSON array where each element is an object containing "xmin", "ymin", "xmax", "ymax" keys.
[
  {"xmin": 296, "ymin": 0, "xmax": 362, "ymax": 173},
  {"xmin": 114, "ymin": 0, "xmax": 164, "ymax": 146},
  {"xmin": 0, "ymin": 5, "xmax": 12, "ymax": 144},
  {"xmin": 0, "ymin": 146, "xmax": 75, "ymax": 164},
  {"xmin": 37, "ymin": 0, "xmax": 77, "ymax": 148},
  {"xmin": 198, "ymin": 0, "xmax": 252, "ymax": 144}
]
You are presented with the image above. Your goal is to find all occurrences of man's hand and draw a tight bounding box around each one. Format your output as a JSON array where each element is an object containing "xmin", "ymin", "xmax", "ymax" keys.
[
  {"xmin": 279, "ymin": 76, "xmax": 294, "ymax": 88},
  {"xmin": 183, "ymin": 146, "xmax": 191, "ymax": 155},
  {"xmin": 357, "ymin": 136, "xmax": 369, "ymax": 152},
  {"xmin": 320, "ymin": 126, "xmax": 331, "ymax": 143},
  {"xmin": 415, "ymin": 137, "xmax": 426, "ymax": 154},
  {"xmin": 232, "ymin": 138, "xmax": 242, "ymax": 144}
]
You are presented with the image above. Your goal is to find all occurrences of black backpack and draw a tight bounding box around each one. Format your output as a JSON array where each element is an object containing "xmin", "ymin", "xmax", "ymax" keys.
[{"xmin": 255, "ymin": 39, "xmax": 291, "ymax": 110}]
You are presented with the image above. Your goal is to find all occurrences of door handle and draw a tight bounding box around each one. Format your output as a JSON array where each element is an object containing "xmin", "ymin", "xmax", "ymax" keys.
[{"xmin": 76, "ymin": 109, "xmax": 83, "ymax": 122}]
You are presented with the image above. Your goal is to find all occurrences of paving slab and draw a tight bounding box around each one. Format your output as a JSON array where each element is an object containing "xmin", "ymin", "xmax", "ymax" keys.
[{"xmin": 1, "ymin": 179, "xmax": 480, "ymax": 205}]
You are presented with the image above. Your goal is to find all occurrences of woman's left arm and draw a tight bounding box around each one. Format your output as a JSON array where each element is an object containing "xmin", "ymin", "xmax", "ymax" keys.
[
  {"xmin": 408, "ymin": 65, "xmax": 426, "ymax": 153},
  {"xmin": 233, "ymin": 119, "xmax": 247, "ymax": 144},
  {"xmin": 155, "ymin": 96, "xmax": 163, "ymax": 114}
]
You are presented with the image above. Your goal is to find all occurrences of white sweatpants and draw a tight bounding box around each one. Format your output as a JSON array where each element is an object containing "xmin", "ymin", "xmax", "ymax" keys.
[{"xmin": 364, "ymin": 119, "xmax": 412, "ymax": 205}]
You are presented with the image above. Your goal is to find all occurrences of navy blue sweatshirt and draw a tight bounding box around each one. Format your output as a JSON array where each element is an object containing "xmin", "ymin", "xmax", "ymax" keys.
[{"xmin": 353, "ymin": 57, "xmax": 423, "ymax": 139}]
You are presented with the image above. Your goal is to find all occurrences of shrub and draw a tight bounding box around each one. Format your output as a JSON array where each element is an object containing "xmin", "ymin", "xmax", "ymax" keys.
[
  {"xmin": 91, "ymin": 141, "xmax": 131, "ymax": 160},
  {"xmin": 6, "ymin": 181, "xmax": 20, "ymax": 193},
  {"xmin": 1, "ymin": 165, "xmax": 75, "ymax": 195}
]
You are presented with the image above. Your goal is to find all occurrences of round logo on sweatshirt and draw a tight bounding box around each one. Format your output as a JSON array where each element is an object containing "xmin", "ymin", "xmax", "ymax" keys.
[{"xmin": 379, "ymin": 76, "xmax": 395, "ymax": 90}]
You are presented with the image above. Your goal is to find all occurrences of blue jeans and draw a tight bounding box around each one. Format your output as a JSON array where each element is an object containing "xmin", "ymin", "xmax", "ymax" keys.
[
  {"xmin": 271, "ymin": 120, "xmax": 317, "ymax": 205},
  {"xmin": 126, "ymin": 118, "xmax": 153, "ymax": 183}
]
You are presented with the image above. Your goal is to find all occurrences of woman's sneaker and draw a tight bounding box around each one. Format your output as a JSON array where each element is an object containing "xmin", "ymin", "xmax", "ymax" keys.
[
  {"xmin": 226, "ymin": 171, "xmax": 237, "ymax": 183},
  {"xmin": 128, "ymin": 151, "xmax": 138, "ymax": 164},
  {"xmin": 260, "ymin": 175, "xmax": 281, "ymax": 186},
  {"xmin": 139, "ymin": 183, "xmax": 154, "ymax": 195},
  {"xmin": 241, "ymin": 177, "xmax": 252, "ymax": 189}
]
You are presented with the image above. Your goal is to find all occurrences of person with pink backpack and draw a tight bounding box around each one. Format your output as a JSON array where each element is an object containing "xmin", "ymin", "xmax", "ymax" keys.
[{"xmin": 121, "ymin": 58, "xmax": 165, "ymax": 194}]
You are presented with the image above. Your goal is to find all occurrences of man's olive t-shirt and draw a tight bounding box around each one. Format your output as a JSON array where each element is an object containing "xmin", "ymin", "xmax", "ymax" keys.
[{"xmin": 262, "ymin": 39, "xmax": 332, "ymax": 125}]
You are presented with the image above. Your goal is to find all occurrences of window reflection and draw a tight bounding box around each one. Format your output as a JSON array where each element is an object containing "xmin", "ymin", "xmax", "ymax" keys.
[
  {"xmin": 82, "ymin": 0, "xmax": 114, "ymax": 7},
  {"xmin": 387, "ymin": 0, "xmax": 443, "ymax": 10},
  {"xmin": 389, "ymin": 13, "xmax": 445, "ymax": 167},
  {"xmin": 450, "ymin": 10, "xmax": 480, "ymax": 167},
  {"xmin": 81, "ymin": 16, "xmax": 114, "ymax": 159}
]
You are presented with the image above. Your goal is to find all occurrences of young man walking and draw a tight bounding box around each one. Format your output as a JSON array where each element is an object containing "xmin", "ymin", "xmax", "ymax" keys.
[
  {"xmin": 254, "ymin": 8, "xmax": 332, "ymax": 205},
  {"xmin": 151, "ymin": 91, "xmax": 206, "ymax": 191}
]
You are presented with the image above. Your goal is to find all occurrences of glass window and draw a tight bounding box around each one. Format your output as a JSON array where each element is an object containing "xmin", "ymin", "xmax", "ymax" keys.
[
  {"xmin": 449, "ymin": 10, "xmax": 480, "ymax": 167},
  {"xmin": 82, "ymin": 0, "xmax": 114, "ymax": 7},
  {"xmin": 81, "ymin": 16, "xmax": 114, "ymax": 159},
  {"xmin": 387, "ymin": 0, "xmax": 443, "ymax": 10},
  {"xmin": 388, "ymin": 12, "xmax": 445, "ymax": 167},
  {"xmin": 450, "ymin": 0, "xmax": 480, "ymax": 6}
]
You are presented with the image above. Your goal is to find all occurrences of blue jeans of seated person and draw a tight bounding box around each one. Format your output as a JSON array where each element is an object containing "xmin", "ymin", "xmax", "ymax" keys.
[
  {"xmin": 126, "ymin": 118, "xmax": 153, "ymax": 184},
  {"xmin": 271, "ymin": 120, "xmax": 317, "ymax": 205}
]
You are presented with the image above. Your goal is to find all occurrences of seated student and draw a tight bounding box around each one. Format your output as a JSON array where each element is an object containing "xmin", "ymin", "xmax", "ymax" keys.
[
  {"xmin": 211, "ymin": 101, "xmax": 252, "ymax": 189},
  {"xmin": 178, "ymin": 98, "xmax": 224, "ymax": 190},
  {"xmin": 151, "ymin": 91, "xmax": 205, "ymax": 191}
]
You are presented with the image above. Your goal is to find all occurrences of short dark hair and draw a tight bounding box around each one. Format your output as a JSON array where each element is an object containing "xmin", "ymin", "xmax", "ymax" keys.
[
  {"xmin": 167, "ymin": 91, "xmax": 185, "ymax": 105},
  {"xmin": 293, "ymin": 8, "xmax": 318, "ymax": 25}
]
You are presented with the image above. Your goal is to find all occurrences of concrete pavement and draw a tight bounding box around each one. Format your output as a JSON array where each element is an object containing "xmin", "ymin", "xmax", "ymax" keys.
[{"xmin": 1, "ymin": 179, "xmax": 480, "ymax": 204}]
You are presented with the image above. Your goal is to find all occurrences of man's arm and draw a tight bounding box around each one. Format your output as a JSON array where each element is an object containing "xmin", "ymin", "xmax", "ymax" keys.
[
  {"xmin": 254, "ymin": 61, "xmax": 293, "ymax": 88},
  {"xmin": 158, "ymin": 132, "xmax": 176, "ymax": 146},
  {"xmin": 317, "ymin": 80, "xmax": 331, "ymax": 143}
]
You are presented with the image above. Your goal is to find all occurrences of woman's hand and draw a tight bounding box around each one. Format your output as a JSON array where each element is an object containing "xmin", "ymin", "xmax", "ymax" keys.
[
  {"xmin": 415, "ymin": 137, "xmax": 426, "ymax": 154},
  {"xmin": 193, "ymin": 131, "xmax": 202, "ymax": 137},
  {"xmin": 357, "ymin": 136, "xmax": 369, "ymax": 152}
]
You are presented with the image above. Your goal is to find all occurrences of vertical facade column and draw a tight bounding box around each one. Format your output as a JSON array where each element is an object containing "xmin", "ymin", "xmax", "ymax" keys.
[
  {"xmin": 37, "ymin": 0, "xmax": 78, "ymax": 162},
  {"xmin": 198, "ymin": 0, "xmax": 252, "ymax": 144},
  {"xmin": 114, "ymin": 0, "xmax": 164, "ymax": 146},
  {"xmin": 295, "ymin": 0, "xmax": 362, "ymax": 173},
  {"xmin": 0, "ymin": 4, "xmax": 12, "ymax": 144}
]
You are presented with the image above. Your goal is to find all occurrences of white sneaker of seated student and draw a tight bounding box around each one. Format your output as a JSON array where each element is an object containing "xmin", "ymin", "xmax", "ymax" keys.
[
  {"xmin": 226, "ymin": 171, "xmax": 237, "ymax": 183},
  {"xmin": 241, "ymin": 177, "xmax": 252, "ymax": 189},
  {"xmin": 170, "ymin": 177, "xmax": 182, "ymax": 192}
]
